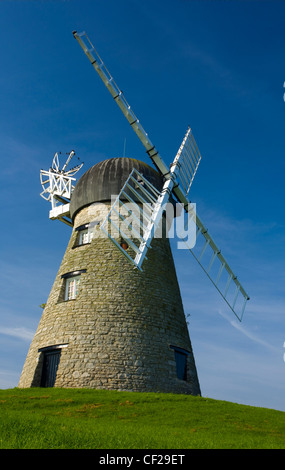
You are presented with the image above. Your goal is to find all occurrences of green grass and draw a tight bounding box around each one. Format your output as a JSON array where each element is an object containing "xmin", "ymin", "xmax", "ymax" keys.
[{"xmin": 0, "ymin": 388, "xmax": 284, "ymax": 449}]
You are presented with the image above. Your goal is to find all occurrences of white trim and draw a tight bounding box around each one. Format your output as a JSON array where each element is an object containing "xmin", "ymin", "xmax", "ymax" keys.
[{"xmin": 65, "ymin": 275, "xmax": 81, "ymax": 301}]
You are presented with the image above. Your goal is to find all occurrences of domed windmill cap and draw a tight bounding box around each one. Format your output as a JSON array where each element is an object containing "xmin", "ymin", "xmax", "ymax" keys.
[{"xmin": 69, "ymin": 157, "xmax": 164, "ymax": 221}]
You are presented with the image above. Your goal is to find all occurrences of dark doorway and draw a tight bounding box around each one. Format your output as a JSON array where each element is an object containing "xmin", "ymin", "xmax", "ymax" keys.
[
  {"xmin": 170, "ymin": 345, "xmax": 190, "ymax": 381},
  {"xmin": 174, "ymin": 350, "xmax": 187, "ymax": 381},
  {"xmin": 40, "ymin": 349, "xmax": 61, "ymax": 387}
]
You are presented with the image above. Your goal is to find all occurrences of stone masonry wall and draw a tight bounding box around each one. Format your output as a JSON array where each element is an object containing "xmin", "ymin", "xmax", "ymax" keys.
[{"xmin": 18, "ymin": 202, "xmax": 201, "ymax": 395}]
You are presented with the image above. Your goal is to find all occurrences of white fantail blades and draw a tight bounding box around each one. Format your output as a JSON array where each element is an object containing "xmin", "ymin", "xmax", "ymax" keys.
[{"xmin": 40, "ymin": 150, "xmax": 83, "ymax": 226}]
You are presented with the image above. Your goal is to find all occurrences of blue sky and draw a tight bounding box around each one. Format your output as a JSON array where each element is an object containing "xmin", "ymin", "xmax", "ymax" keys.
[{"xmin": 0, "ymin": 0, "xmax": 284, "ymax": 411}]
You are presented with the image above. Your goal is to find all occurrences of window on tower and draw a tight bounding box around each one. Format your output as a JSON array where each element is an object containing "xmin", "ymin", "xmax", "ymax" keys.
[
  {"xmin": 65, "ymin": 275, "xmax": 80, "ymax": 300},
  {"xmin": 60, "ymin": 270, "xmax": 86, "ymax": 301},
  {"xmin": 170, "ymin": 345, "xmax": 190, "ymax": 381},
  {"xmin": 79, "ymin": 228, "xmax": 93, "ymax": 245},
  {"xmin": 73, "ymin": 221, "xmax": 100, "ymax": 247}
]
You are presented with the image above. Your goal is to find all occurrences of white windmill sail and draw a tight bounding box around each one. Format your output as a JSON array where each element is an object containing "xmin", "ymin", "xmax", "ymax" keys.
[
  {"xmin": 179, "ymin": 211, "xmax": 249, "ymax": 321},
  {"xmin": 173, "ymin": 127, "xmax": 202, "ymax": 195},
  {"xmin": 100, "ymin": 168, "xmax": 161, "ymax": 267},
  {"xmin": 73, "ymin": 31, "xmax": 169, "ymax": 176},
  {"xmin": 73, "ymin": 30, "xmax": 250, "ymax": 321},
  {"xmin": 101, "ymin": 129, "xmax": 198, "ymax": 270}
]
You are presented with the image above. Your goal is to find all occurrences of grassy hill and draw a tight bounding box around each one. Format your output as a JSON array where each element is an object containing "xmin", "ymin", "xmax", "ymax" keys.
[{"xmin": 0, "ymin": 387, "xmax": 284, "ymax": 449}]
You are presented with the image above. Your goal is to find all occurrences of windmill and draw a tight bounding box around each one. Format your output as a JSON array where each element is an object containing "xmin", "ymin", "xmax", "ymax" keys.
[
  {"xmin": 73, "ymin": 31, "xmax": 250, "ymax": 322},
  {"xmin": 18, "ymin": 31, "xmax": 249, "ymax": 393}
]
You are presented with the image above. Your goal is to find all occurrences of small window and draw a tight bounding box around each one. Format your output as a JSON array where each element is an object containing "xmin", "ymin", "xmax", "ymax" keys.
[
  {"xmin": 61, "ymin": 269, "xmax": 86, "ymax": 301},
  {"xmin": 65, "ymin": 275, "xmax": 80, "ymax": 300},
  {"xmin": 170, "ymin": 345, "xmax": 190, "ymax": 381},
  {"xmin": 79, "ymin": 228, "xmax": 93, "ymax": 245},
  {"xmin": 74, "ymin": 222, "xmax": 100, "ymax": 247}
]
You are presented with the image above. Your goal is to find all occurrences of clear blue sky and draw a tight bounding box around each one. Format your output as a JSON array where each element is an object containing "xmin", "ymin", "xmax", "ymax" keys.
[{"xmin": 0, "ymin": 0, "xmax": 284, "ymax": 412}]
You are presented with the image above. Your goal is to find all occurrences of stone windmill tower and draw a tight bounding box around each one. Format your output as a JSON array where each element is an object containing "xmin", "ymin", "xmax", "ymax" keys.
[
  {"xmin": 19, "ymin": 156, "xmax": 201, "ymax": 394},
  {"xmin": 19, "ymin": 31, "xmax": 249, "ymax": 393}
]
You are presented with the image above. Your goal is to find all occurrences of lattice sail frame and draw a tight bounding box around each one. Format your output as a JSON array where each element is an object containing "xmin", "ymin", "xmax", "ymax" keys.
[
  {"xmin": 73, "ymin": 30, "xmax": 250, "ymax": 321},
  {"xmin": 100, "ymin": 133, "xmax": 199, "ymax": 271},
  {"xmin": 100, "ymin": 168, "xmax": 161, "ymax": 267},
  {"xmin": 174, "ymin": 127, "xmax": 201, "ymax": 195}
]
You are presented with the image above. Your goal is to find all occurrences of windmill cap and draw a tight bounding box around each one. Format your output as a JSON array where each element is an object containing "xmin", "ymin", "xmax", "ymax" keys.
[{"xmin": 69, "ymin": 157, "xmax": 163, "ymax": 221}]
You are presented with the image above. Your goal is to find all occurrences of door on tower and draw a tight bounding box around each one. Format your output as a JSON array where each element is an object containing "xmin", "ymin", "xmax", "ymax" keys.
[{"xmin": 40, "ymin": 349, "xmax": 61, "ymax": 387}]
